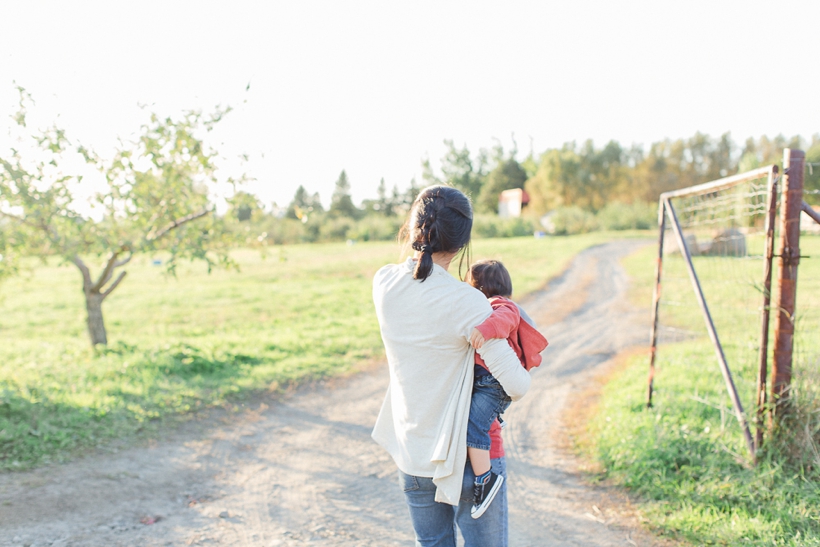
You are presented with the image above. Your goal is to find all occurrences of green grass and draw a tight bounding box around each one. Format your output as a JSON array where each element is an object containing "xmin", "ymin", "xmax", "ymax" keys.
[
  {"xmin": 0, "ymin": 232, "xmax": 641, "ymax": 470},
  {"xmin": 586, "ymin": 235, "xmax": 820, "ymax": 546}
]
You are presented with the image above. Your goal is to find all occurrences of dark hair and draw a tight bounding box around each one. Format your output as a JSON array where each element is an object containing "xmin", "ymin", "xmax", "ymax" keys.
[
  {"xmin": 466, "ymin": 259, "xmax": 513, "ymax": 298},
  {"xmin": 401, "ymin": 185, "xmax": 473, "ymax": 282}
]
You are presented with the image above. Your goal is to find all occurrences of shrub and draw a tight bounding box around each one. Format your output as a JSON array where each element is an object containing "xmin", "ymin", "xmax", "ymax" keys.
[
  {"xmin": 259, "ymin": 218, "xmax": 308, "ymax": 245},
  {"xmin": 319, "ymin": 217, "xmax": 356, "ymax": 241},
  {"xmin": 596, "ymin": 201, "xmax": 657, "ymax": 230},
  {"xmin": 347, "ymin": 216, "xmax": 404, "ymax": 242},
  {"xmin": 546, "ymin": 207, "xmax": 599, "ymax": 235},
  {"xmin": 472, "ymin": 214, "xmax": 537, "ymax": 239}
]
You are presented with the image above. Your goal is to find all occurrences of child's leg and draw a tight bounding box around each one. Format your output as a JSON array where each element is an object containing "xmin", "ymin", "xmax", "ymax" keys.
[
  {"xmin": 467, "ymin": 446, "xmax": 491, "ymax": 476},
  {"xmin": 467, "ymin": 375, "xmax": 506, "ymax": 476},
  {"xmin": 467, "ymin": 376, "xmax": 511, "ymax": 519}
]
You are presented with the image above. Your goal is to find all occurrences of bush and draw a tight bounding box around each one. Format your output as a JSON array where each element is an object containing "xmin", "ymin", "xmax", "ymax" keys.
[
  {"xmin": 259, "ymin": 218, "xmax": 308, "ymax": 245},
  {"xmin": 319, "ymin": 216, "xmax": 356, "ymax": 241},
  {"xmin": 472, "ymin": 214, "xmax": 537, "ymax": 238},
  {"xmin": 596, "ymin": 201, "xmax": 657, "ymax": 230},
  {"xmin": 545, "ymin": 207, "xmax": 599, "ymax": 235},
  {"xmin": 347, "ymin": 215, "xmax": 404, "ymax": 242},
  {"xmin": 237, "ymin": 211, "xmax": 550, "ymax": 246}
]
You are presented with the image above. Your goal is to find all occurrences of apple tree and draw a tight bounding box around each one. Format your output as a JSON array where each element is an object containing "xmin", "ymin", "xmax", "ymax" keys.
[{"xmin": 0, "ymin": 88, "xmax": 240, "ymax": 346}]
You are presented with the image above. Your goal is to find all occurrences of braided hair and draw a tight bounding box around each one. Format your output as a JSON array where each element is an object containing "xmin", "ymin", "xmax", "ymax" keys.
[{"xmin": 401, "ymin": 186, "xmax": 473, "ymax": 282}]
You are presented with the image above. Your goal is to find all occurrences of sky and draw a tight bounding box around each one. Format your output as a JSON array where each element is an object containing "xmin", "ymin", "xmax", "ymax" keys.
[{"xmin": 2, "ymin": 0, "xmax": 819, "ymax": 212}]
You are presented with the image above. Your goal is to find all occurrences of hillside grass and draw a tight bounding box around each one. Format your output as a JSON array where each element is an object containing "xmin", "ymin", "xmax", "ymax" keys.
[
  {"xmin": 0, "ymin": 231, "xmax": 645, "ymax": 470},
  {"xmin": 586, "ymin": 235, "xmax": 820, "ymax": 546}
]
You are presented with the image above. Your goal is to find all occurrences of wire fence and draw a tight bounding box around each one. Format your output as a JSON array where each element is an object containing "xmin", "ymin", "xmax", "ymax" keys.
[
  {"xmin": 657, "ymin": 173, "xmax": 773, "ymax": 409},
  {"xmin": 650, "ymin": 161, "xmax": 820, "ymax": 459}
]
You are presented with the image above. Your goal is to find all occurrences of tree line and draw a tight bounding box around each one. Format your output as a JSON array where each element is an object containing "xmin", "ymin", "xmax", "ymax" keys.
[
  {"xmin": 232, "ymin": 132, "xmax": 819, "ymax": 245},
  {"xmin": 1, "ymin": 87, "xmax": 818, "ymax": 347}
]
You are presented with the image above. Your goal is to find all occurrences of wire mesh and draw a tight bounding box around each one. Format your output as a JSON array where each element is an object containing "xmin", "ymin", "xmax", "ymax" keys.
[
  {"xmin": 655, "ymin": 168, "xmax": 819, "ymax": 446},
  {"xmin": 792, "ymin": 219, "xmax": 820, "ymax": 440},
  {"xmin": 656, "ymin": 172, "xmax": 774, "ymax": 422}
]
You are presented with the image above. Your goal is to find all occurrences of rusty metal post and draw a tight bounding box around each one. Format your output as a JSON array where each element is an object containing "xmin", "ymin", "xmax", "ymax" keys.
[
  {"xmin": 647, "ymin": 199, "xmax": 666, "ymax": 408},
  {"xmin": 771, "ymin": 149, "xmax": 805, "ymax": 420},
  {"xmin": 755, "ymin": 166, "xmax": 779, "ymax": 452},
  {"xmin": 664, "ymin": 197, "xmax": 756, "ymax": 457}
]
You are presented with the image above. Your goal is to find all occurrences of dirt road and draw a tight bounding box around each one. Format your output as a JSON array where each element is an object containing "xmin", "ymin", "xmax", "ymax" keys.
[{"xmin": 0, "ymin": 240, "xmax": 659, "ymax": 547}]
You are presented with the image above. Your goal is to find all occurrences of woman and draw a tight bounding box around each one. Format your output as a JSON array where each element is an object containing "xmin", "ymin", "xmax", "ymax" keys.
[{"xmin": 372, "ymin": 185, "xmax": 531, "ymax": 546}]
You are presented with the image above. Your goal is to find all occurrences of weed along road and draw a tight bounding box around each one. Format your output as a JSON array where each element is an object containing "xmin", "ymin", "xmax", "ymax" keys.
[{"xmin": 0, "ymin": 240, "xmax": 663, "ymax": 547}]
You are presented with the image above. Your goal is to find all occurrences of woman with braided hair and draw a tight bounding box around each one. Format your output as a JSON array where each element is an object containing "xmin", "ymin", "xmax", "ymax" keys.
[{"xmin": 372, "ymin": 185, "xmax": 531, "ymax": 546}]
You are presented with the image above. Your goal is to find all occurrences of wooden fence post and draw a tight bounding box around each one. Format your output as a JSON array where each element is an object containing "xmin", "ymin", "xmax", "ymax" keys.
[{"xmin": 771, "ymin": 148, "xmax": 805, "ymax": 421}]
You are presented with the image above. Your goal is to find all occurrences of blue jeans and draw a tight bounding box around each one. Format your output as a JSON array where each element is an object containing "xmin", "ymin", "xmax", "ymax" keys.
[
  {"xmin": 398, "ymin": 457, "xmax": 508, "ymax": 547},
  {"xmin": 466, "ymin": 374, "xmax": 512, "ymax": 451}
]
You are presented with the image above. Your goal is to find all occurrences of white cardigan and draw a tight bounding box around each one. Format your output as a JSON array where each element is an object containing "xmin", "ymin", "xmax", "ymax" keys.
[{"xmin": 371, "ymin": 258, "xmax": 531, "ymax": 505}]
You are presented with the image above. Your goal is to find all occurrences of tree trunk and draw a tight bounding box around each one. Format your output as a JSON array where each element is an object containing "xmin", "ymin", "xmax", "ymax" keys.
[
  {"xmin": 73, "ymin": 254, "xmax": 128, "ymax": 347},
  {"xmin": 85, "ymin": 292, "xmax": 108, "ymax": 346}
]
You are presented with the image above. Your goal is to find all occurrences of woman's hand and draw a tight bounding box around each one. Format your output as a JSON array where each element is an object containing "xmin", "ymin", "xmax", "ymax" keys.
[{"xmin": 469, "ymin": 328, "xmax": 485, "ymax": 349}]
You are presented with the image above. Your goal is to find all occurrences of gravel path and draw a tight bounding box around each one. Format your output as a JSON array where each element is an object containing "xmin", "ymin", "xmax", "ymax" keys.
[{"xmin": 0, "ymin": 239, "xmax": 663, "ymax": 547}]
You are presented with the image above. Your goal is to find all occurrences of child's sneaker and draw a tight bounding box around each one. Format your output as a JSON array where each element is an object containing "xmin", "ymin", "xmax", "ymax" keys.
[{"xmin": 470, "ymin": 471, "xmax": 504, "ymax": 519}]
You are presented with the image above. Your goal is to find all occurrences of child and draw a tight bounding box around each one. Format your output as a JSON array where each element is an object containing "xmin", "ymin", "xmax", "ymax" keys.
[{"xmin": 465, "ymin": 259, "xmax": 549, "ymax": 519}]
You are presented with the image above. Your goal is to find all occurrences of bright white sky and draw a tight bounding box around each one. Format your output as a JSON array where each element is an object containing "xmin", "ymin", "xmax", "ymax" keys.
[{"xmin": 2, "ymin": 0, "xmax": 818, "ymax": 212}]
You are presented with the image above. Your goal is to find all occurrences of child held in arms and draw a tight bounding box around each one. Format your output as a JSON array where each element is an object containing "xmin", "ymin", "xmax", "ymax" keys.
[{"xmin": 465, "ymin": 259, "xmax": 549, "ymax": 519}]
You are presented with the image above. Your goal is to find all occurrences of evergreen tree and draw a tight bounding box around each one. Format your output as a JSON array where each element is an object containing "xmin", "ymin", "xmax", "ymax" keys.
[
  {"xmin": 286, "ymin": 185, "xmax": 310, "ymax": 220},
  {"xmin": 329, "ymin": 170, "xmax": 361, "ymax": 219},
  {"xmin": 286, "ymin": 186, "xmax": 323, "ymax": 221},
  {"xmin": 376, "ymin": 177, "xmax": 395, "ymax": 216},
  {"xmin": 404, "ymin": 177, "xmax": 421, "ymax": 207},
  {"xmin": 307, "ymin": 191, "xmax": 324, "ymax": 213}
]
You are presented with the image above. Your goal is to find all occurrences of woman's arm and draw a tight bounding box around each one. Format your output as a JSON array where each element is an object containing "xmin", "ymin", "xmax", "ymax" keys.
[{"xmin": 476, "ymin": 339, "xmax": 531, "ymax": 400}]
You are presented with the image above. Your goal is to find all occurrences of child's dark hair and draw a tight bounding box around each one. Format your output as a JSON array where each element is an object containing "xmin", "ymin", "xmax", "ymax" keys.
[
  {"xmin": 466, "ymin": 259, "xmax": 513, "ymax": 298},
  {"xmin": 401, "ymin": 185, "xmax": 473, "ymax": 282}
]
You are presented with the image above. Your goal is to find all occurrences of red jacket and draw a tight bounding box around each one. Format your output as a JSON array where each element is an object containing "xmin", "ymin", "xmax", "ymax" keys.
[{"xmin": 475, "ymin": 296, "xmax": 549, "ymax": 372}]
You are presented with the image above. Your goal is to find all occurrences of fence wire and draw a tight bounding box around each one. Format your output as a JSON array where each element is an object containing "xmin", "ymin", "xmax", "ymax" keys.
[{"xmin": 656, "ymin": 170, "xmax": 820, "ymax": 447}]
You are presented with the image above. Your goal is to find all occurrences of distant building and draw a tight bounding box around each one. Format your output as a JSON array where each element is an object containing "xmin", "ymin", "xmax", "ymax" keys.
[{"xmin": 498, "ymin": 188, "xmax": 529, "ymax": 218}]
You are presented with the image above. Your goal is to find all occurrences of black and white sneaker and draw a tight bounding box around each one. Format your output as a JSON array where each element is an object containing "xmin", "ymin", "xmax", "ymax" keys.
[{"xmin": 470, "ymin": 471, "xmax": 504, "ymax": 519}]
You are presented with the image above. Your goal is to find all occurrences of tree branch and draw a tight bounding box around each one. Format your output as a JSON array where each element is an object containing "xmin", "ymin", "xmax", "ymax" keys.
[
  {"xmin": 0, "ymin": 211, "xmax": 53, "ymax": 236},
  {"xmin": 114, "ymin": 252, "xmax": 133, "ymax": 268},
  {"xmin": 146, "ymin": 208, "xmax": 210, "ymax": 242},
  {"xmin": 71, "ymin": 255, "xmax": 93, "ymax": 292},
  {"xmin": 0, "ymin": 210, "xmax": 66, "ymax": 251},
  {"xmin": 101, "ymin": 271, "xmax": 127, "ymax": 299},
  {"xmin": 92, "ymin": 251, "xmax": 122, "ymax": 293},
  {"xmin": 0, "ymin": 209, "xmax": 37, "ymax": 229}
]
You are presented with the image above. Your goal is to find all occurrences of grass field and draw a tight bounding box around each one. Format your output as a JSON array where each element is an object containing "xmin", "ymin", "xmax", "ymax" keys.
[
  {"xmin": 0, "ymin": 231, "xmax": 643, "ymax": 470},
  {"xmin": 586, "ymin": 235, "xmax": 820, "ymax": 546}
]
